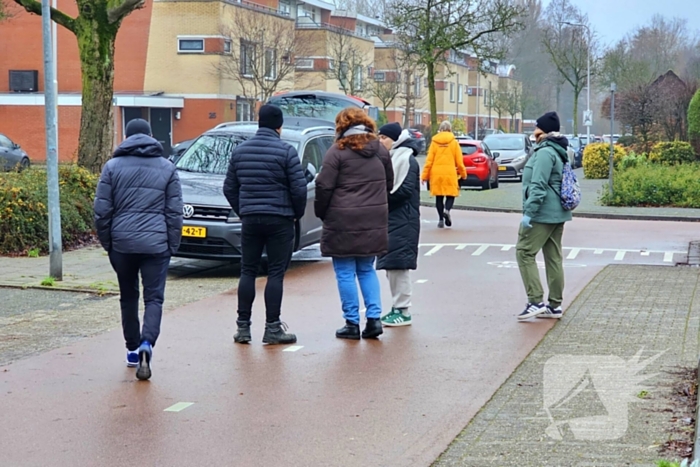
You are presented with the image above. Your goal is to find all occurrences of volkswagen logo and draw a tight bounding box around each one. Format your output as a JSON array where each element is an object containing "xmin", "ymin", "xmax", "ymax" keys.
[{"xmin": 182, "ymin": 205, "xmax": 194, "ymax": 219}]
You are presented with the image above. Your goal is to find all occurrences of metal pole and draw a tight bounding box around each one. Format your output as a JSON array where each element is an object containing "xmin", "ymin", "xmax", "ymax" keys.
[
  {"xmin": 475, "ymin": 73, "xmax": 480, "ymax": 138},
  {"xmin": 488, "ymin": 80, "xmax": 492, "ymax": 130},
  {"xmin": 456, "ymin": 73, "xmax": 459, "ymax": 128},
  {"xmin": 609, "ymin": 83, "xmax": 616, "ymax": 198},
  {"xmin": 586, "ymin": 32, "xmax": 590, "ymax": 147},
  {"xmin": 42, "ymin": 0, "xmax": 63, "ymax": 280}
]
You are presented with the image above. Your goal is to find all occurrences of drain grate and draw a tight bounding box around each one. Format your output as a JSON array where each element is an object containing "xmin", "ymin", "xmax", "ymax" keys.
[{"xmin": 679, "ymin": 241, "xmax": 700, "ymax": 267}]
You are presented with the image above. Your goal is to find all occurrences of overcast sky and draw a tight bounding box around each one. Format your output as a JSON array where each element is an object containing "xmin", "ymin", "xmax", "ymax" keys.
[{"xmin": 541, "ymin": 0, "xmax": 700, "ymax": 46}]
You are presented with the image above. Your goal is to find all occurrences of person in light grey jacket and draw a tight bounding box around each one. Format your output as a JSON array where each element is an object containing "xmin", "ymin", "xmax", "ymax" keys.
[{"xmin": 94, "ymin": 118, "xmax": 183, "ymax": 381}]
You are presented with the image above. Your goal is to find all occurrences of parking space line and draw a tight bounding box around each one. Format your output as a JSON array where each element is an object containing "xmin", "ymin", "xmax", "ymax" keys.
[
  {"xmin": 501, "ymin": 245, "xmax": 513, "ymax": 251},
  {"xmin": 283, "ymin": 346, "xmax": 304, "ymax": 352},
  {"xmin": 472, "ymin": 245, "xmax": 489, "ymax": 256},
  {"xmin": 164, "ymin": 402, "xmax": 194, "ymax": 413},
  {"xmin": 566, "ymin": 248, "xmax": 581, "ymax": 260},
  {"xmin": 424, "ymin": 245, "xmax": 445, "ymax": 256},
  {"xmin": 594, "ymin": 249, "xmax": 604, "ymax": 254},
  {"xmin": 641, "ymin": 251, "xmax": 651, "ymax": 256},
  {"xmin": 456, "ymin": 245, "xmax": 467, "ymax": 250},
  {"xmin": 614, "ymin": 251, "xmax": 626, "ymax": 261},
  {"xmin": 664, "ymin": 252, "xmax": 675, "ymax": 263},
  {"xmin": 416, "ymin": 279, "xmax": 428, "ymax": 284}
]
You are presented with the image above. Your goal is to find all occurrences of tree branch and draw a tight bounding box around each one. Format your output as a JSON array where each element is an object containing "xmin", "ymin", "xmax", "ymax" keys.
[
  {"xmin": 107, "ymin": 0, "xmax": 145, "ymax": 24},
  {"xmin": 13, "ymin": 0, "xmax": 77, "ymax": 32}
]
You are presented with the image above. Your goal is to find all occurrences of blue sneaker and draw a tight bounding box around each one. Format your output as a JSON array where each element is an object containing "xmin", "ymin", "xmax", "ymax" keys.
[
  {"xmin": 136, "ymin": 341, "xmax": 152, "ymax": 381},
  {"xmin": 538, "ymin": 305, "xmax": 563, "ymax": 319},
  {"xmin": 517, "ymin": 302, "xmax": 546, "ymax": 320},
  {"xmin": 126, "ymin": 350, "xmax": 139, "ymax": 368}
]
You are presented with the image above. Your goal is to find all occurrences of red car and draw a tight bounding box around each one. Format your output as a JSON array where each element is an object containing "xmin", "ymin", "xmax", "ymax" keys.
[{"xmin": 458, "ymin": 140, "xmax": 499, "ymax": 190}]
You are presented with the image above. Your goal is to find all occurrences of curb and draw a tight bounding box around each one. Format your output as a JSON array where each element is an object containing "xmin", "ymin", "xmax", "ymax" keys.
[
  {"xmin": 0, "ymin": 283, "xmax": 118, "ymax": 296},
  {"xmin": 419, "ymin": 201, "xmax": 700, "ymax": 223}
]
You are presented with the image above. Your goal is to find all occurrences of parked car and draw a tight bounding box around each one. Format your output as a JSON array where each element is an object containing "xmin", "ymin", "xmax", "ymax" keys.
[
  {"xmin": 408, "ymin": 128, "xmax": 426, "ymax": 154},
  {"xmin": 0, "ymin": 133, "xmax": 30, "ymax": 172},
  {"xmin": 172, "ymin": 119, "xmax": 335, "ymax": 261},
  {"xmin": 169, "ymin": 138, "xmax": 194, "ymax": 164},
  {"xmin": 457, "ymin": 139, "xmax": 499, "ymax": 190},
  {"xmin": 482, "ymin": 133, "xmax": 533, "ymax": 181}
]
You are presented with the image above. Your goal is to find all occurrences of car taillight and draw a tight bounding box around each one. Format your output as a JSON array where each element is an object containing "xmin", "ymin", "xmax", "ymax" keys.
[{"xmin": 472, "ymin": 156, "xmax": 486, "ymax": 163}]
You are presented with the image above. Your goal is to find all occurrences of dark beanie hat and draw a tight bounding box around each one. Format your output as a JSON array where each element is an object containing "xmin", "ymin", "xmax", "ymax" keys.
[
  {"xmin": 125, "ymin": 118, "xmax": 152, "ymax": 137},
  {"xmin": 536, "ymin": 112, "xmax": 560, "ymax": 134},
  {"xmin": 258, "ymin": 104, "xmax": 284, "ymax": 130},
  {"xmin": 378, "ymin": 122, "xmax": 402, "ymax": 142}
]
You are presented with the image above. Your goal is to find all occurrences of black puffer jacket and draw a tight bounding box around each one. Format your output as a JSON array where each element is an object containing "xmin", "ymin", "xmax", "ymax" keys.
[
  {"xmin": 376, "ymin": 136, "xmax": 421, "ymax": 270},
  {"xmin": 94, "ymin": 134, "xmax": 183, "ymax": 255},
  {"xmin": 223, "ymin": 127, "xmax": 307, "ymax": 220}
]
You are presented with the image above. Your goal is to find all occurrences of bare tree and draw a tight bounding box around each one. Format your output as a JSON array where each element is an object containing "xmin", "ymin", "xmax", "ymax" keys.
[
  {"xmin": 386, "ymin": 0, "xmax": 524, "ymax": 133},
  {"xmin": 490, "ymin": 80, "xmax": 509, "ymax": 129},
  {"xmin": 326, "ymin": 30, "xmax": 372, "ymax": 96},
  {"xmin": 506, "ymin": 85, "xmax": 523, "ymax": 132},
  {"xmin": 541, "ymin": 0, "xmax": 596, "ymax": 136},
  {"xmin": 215, "ymin": 13, "xmax": 302, "ymax": 117}
]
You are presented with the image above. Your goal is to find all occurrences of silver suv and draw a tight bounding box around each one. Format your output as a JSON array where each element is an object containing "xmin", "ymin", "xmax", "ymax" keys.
[
  {"xmin": 173, "ymin": 118, "xmax": 335, "ymax": 261},
  {"xmin": 482, "ymin": 133, "xmax": 534, "ymax": 181}
]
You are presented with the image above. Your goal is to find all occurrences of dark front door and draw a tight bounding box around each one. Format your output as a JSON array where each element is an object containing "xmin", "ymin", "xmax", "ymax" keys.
[{"xmin": 150, "ymin": 108, "xmax": 172, "ymax": 156}]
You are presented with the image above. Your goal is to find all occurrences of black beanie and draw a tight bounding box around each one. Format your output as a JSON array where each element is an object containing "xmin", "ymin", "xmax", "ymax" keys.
[
  {"xmin": 125, "ymin": 118, "xmax": 152, "ymax": 137},
  {"xmin": 258, "ymin": 104, "xmax": 284, "ymax": 130},
  {"xmin": 378, "ymin": 122, "xmax": 402, "ymax": 142},
  {"xmin": 536, "ymin": 112, "xmax": 560, "ymax": 134}
]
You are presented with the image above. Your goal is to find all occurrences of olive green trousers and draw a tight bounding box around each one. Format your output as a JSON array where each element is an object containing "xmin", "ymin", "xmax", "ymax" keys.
[{"xmin": 515, "ymin": 222, "xmax": 565, "ymax": 307}]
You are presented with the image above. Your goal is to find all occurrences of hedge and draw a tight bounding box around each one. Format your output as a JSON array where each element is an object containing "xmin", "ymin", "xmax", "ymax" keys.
[
  {"xmin": 583, "ymin": 142, "xmax": 626, "ymax": 179},
  {"xmin": 689, "ymin": 89, "xmax": 700, "ymax": 155},
  {"xmin": 601, "ymin": 163, "xmax": 700, "ymax": 208},
  {"xmin": 0, "ymin": 166, "xmax": 97, "ymax": 256},
  {"xmin": 648, "ymin": 141, "xmax": 697, "ymax": 165}
]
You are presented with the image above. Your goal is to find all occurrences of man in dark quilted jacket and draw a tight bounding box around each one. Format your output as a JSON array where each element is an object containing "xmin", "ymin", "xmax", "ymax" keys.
[
  {"xmin": 223, "ymin": 104, "xmax": 306, "ymax": 346},
  {"xmin": 94, "ymin": 118, "xmax": 183, "ymax": 381}
]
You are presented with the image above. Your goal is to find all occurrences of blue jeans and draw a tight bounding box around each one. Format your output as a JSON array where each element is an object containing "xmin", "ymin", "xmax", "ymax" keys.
[{"xmin": 332, "ymin": 257, "xmax": 382, "ymax": 324}]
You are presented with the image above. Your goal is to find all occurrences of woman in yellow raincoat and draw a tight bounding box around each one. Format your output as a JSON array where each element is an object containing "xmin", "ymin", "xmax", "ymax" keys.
[{"xmin": 421, "ymin": 121, "xmax": 467, "ymax": 228}]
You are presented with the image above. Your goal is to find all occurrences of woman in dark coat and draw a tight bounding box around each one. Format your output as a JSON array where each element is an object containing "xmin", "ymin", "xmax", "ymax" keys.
[
  {"xmin": 314, "ymin": 108, "xmax": 394, "ymax": 340},
  {"xmin": 376, "ymin": 123, "xmax": 421, "ymax": 326}
]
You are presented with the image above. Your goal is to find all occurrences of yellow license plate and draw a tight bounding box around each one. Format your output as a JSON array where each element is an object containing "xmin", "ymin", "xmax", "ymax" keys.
[
  {"xmin": 182, "ymin": 226, "xmax": 206, "ymax": 238},
  {"xmin": 498, "ymin": 166, "xmax": 507, "ymax": 171}
]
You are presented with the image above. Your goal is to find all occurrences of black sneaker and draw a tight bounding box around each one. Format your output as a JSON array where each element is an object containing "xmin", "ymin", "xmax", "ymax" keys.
[
  {"xmin": 361, "ymin": 318, "xmax": 383, "ymax": 339},
  {"xmin": 538, "ymin": 305, "xmax": 563, "ymax": 319},
  {"xmin": 444, "ymin": 210, "xmax": 452, "ymax": 227},
  {"xmin": 262, "ymin": 321, "xmax": 297, "ymax": 345},
  {"xmin": 233, "ymin": 320, "xmax": 252, "ymax": 344},
  {"xmin": 517, "ymin": 302, "xmax": 546, "ymax": 320},
  {"xmin": 438, "ymin": 219, "xmax": 445, "ymax": 229},
  {"xmin": 136, "ymin": 341, "xmax": 152, "ymax": 381},
  {"xmin": 336, "ymin": 320, "xmax": 360, "ymax": 340}
]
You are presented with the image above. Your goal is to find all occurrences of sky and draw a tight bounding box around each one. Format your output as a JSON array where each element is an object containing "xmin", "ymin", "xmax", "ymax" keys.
[{"xmin": 541, "ymin": 0, "xmax": 700, "ymax": 46}]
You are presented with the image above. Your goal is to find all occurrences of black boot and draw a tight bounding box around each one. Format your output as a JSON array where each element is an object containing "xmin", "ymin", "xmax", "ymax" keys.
[
  {"xmin": 262, "ymin": 321, "xmax": 297, "ymax": 345},
  {"xmin": 362, "ymin": 318, "xmax": 383, "ymax": 339},
  {"xmin": 233, "ymin": 320, "xmax": 252, "ymax": 344},
  {"xmin": 336, "ymin": 320, "xmax": 360, "ymax": 340}
]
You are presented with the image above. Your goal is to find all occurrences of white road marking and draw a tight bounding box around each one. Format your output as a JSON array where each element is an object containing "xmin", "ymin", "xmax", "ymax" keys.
[
  {"xmin": 164, "ymin": 402, "xmax": 194, "ymax": 412},
  {"xmin": 566, "ymin": 248, "xmax": 581, "ymax": 260},
  {"xmin": 614, "ymin": 251, "xmax": 626, "ymax": 261},
  {"xmin": 456, "ymin": 244, "xmax": 467, "ymax": 250},
  {"xmin": 664, "ymin": 252, "xmax": 675, "ymax": 263},
  {"xmin": 424, "ymin": 245, "xmax": 445, "ymax": 256},
  {"xmin": 472, "ymin": 245, "xmax": 489, "ymax": 256},
  {"xmin": 415, "ymin": 279, "xmax": 428, "ymax": 284},
  {"xmin": 641, "ymin": 251, "xmax": 650, "ymax": 256},
  {"xmin": 283, "ymin": 346, "xmax": 304, "ymax": 352},
  {"xmin": 594, "ymin": 249, "xmax": 604, "ymax": 254},
  {"xmin": 501, "ymin": 245, "xmax": 513, "ymax": 251}
]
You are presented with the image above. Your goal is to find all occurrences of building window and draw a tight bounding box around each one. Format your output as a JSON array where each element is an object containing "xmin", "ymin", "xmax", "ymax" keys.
[
  {"xmin": 354, "ymin": 65, "xmax": 363, "ymax": 90},
  {"xmin": 265, "ymin": 49, "xmax": 277, "ymax": 79},
  {"xmin": 295, "ymin": 58, "xmax": 314, "ymax": 69},
  {"xmin": 223, "ymin": 40, "xmax": 232, "ymax": 54},
  {"xmin": 178, "ymin": 39, "xmax": 204, "ymax": 53},
  {"xmin": 240, "ymin": 41, "xmax": 255, "ymax": 76},
  {"xmin": 414, "ymin": 78, "xmax": 421, "ymax": 97},
  {"xmin": 236, "ymin": 100, "xmax": 254, "ymax": 121},
  {"xmin": 458, "ymin": 84, "xmax": 463, "ymax": 103},
  {"xmin": 449, "ymin": 82, "xmax": 455, "ymax": 102},
  {"xmin": 374, "ymin": 71, "xmax": 386, "ymax": 82},
  {"xmin": 279, "ymin": 0, "xmax": 291, "ymax": 15}
]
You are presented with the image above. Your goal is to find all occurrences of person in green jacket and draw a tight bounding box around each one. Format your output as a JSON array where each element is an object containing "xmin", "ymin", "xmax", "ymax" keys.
[{"xmin": 516, "ymin": 112, "xmax": 573, "ymax": 320}]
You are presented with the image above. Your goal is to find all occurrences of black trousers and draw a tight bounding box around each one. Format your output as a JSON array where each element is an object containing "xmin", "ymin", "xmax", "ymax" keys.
[
  {"xmin": 109, "ymin": 251, "xmax": 170, "ymax": 351},
  {"xmin": 238, "ymin": 215, "xmax": 295, "ymax": 324},
  {"xmin": 435, "ymin": 196, "xmax": 455, "ymax": 220}
]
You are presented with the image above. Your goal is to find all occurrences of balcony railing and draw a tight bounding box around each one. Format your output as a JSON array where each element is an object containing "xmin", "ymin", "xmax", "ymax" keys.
[
  {"xmin": 295, "ymin": 18, "xmax": 372, "ymax": 40},
  {"xmin": 224, "ymin": 0, "xmax": 292, "ymax": 19}
]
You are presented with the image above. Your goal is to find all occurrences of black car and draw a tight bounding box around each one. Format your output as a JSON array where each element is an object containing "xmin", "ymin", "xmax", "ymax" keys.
[
  {"xmin": 408, "ymin": 129, "xmax": 426, "ymax": 154},
  {"xmin": 173, "ymin": 118, "xmax": 335, "ymax": 261},
  {"xmin": 0, "ymin": 133, "xmax": 30, "ymax": 172}
]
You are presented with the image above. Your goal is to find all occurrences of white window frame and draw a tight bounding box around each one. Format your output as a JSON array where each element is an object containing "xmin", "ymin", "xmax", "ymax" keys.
[
  {"xmin": 240, "ymin": 41, "xmax": 256, "ymax": 77},
  {"xmin": 373, "ymin": 71, "xmax": 386, "ymax": 82},
  {"xmin": 178, "ymin": 38, "xmax": 204, "ymax": 53},
  {"xmin": 458, "ymin": 84, "xmax": 463, "ymax": 103},
  {"xmin": 265, "ymin": 49, "xmax": 277, "ymax": 80},
  {"xmin": 223, "ymin": 39, "xmax": 232, "ymax": 54},
  {"xmin": 278, "ymin": 0, "xmax": 291, "ymax": 15},
  {"xmin": 449, "ymin": 82, "xmax": 455, "ymax": 103},
  {"xmin": 295, "ymin": 58, "xmax": 314, "ymax": 69}
]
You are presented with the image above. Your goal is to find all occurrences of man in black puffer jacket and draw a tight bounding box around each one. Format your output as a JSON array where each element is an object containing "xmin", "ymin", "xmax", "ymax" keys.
[
  {"xmin": 94, "ymin": 118, "xmax": 183, "ymax": 381},
  {"xmin": 223, "ymin": 104, "xmax": 306, "ymax": 345}
]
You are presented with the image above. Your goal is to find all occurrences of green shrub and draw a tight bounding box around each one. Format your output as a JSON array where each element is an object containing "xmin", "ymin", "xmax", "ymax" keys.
[
  {"xmin": 0, "ymin": 165, "xmax": 97, "ymax": 256},
  {"xmin": 617, "ymin": 135, "xmax": 637, "ymax": 147},
  {"xmin": 583, "ymin": 142, "xmax": 627, "ymax": 179},
  {"xmin": 601, "ymin": 163, "xmax": 700, "ymax": 207},
  {"xmin": 618, "ymin": 151, "xmax": 648, "ymax": 171},
  {"xmin": 648, "ymin": 141, "xmax": 697, "ymax": 165},
  {"xmin": 689, "ymin": 89, "xmax": 700, "ymax": 155}
]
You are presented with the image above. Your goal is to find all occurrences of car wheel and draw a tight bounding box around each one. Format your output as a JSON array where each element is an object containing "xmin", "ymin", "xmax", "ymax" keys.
[
  {"xmin": 481, "ymin": 176, "xmax": 492, "ymax": 190},
  {"xmin": 492, "ymin": 174, "xmax": 499, "ymax": 189},
  {"xmin": 19, "ymin": 158, "xmax": 30, "ymax": 172}
]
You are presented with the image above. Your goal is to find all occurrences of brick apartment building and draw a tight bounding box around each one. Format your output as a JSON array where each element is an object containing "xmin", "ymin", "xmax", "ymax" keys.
[{"xmin": 0, "ymin": 0, "xmax": 521, "ymax": 162}]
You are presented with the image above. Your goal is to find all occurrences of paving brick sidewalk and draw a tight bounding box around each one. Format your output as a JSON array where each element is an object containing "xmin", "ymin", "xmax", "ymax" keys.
[
  {"xmin": 434, "ymin": 264, "xmax": 700, "ymax": 467},
  {"xmin": 417, "ymin": 163, "xmax": 700, "ymax": 221}
]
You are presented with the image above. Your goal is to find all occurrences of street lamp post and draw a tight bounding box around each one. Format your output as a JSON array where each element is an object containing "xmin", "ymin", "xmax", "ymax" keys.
[{"xmin": 609, "ymin": 82, "xmax": 616, "ymax": 197}]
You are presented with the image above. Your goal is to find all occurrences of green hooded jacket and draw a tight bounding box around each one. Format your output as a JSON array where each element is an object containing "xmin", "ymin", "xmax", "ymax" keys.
[{"xmin": 521, "ymin": 136, "xmax": 573, "ymax": 224}]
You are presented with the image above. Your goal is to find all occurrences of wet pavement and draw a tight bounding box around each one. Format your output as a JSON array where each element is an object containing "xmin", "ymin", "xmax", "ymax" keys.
[{"xmin": 0, "ymin": 209, "xmax": 698, "ymax": 466}]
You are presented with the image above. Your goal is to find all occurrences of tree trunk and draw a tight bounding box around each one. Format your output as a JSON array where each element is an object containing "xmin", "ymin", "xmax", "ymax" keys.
[
  {"xmin": 572, "ymin": 90, "xmax": 579, "ymax": 136},
  {"xmin": 75, "ymin": 19, "xmax": 118, "ymax": 173},
  {"xmin": 403, "ymin": 70, "xmax": 411, "ymax": 129},
  {"xmin": 427, "ymin": 62, "xmax": 437, "ymax": 134}
]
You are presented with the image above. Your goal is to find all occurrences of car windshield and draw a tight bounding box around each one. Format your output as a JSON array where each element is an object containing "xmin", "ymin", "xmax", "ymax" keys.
[
  {"xmin": 269, "ymin": 95, "xmax": 362, "ymax": 122},
  {"xmin": 483, "ymin": 136, "xmax": 524, "ymax": 151},
  {"xmin": 460, "ymin": 144, "xmax": 478, "ymax": 155},
  {"xmin": 175, "ymin": 134, "xmax": 299, "ymax": 175},
  {"xmin": 569, "ymin": 139, "xmax": 580, "ymax": 149}
]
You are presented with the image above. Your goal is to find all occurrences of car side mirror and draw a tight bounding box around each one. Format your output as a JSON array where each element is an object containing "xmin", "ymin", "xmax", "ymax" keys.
[
  {"xmin": 305, "ymin": 163, "xmax": 317, "ymax": 183},
  {"xmin": 13, "ymin": 143, "xmax": 20, "ymax": 149},
  {"xmin": 493, "ymin": 152, "xmax": 500, "ymax": 158}
]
